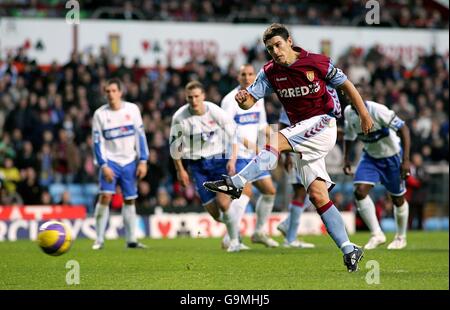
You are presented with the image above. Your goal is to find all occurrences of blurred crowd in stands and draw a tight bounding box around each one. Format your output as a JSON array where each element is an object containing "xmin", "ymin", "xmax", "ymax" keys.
[{"xmin": 1, "ymin": 0, "xmax": 448, "ymax": 29}]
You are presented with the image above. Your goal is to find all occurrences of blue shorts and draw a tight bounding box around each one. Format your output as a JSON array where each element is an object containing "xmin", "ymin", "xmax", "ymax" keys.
[
  {"xmin": 354, "ymin": 152, "xmax": 406, "ymax": 196},
  {"xmin": 99, "ymin": 160, "xmax": 138, "ymax": 200},
  {"xmin": 187, "ymin": 158, "xmax": 229, "ymax": 205},
  {"xmin": 236, "ymin": 158, "xmax": 271, "ymax": 182}
]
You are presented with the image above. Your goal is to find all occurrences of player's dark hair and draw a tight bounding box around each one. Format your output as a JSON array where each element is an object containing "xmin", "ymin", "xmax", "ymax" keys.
[
  {"xmin": 185, "ymin": 80, "xmax": 204, "ymax": 92},
  {"xmin": 263, "ymin": 23, "xmax": 290, "ymax": 44},
  {"xmin": 106, "ymin": 78, "xmax": 122, "ymax": 91}
]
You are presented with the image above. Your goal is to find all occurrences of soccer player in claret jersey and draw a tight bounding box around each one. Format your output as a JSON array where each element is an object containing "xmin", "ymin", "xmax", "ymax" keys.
[
  {"xmin": 204, "ymin": 23, "xmax": 374, "ymax": 272},
  {"xmin": 343, "ymin": 86, "xmax": 411, "ymax": 250}
]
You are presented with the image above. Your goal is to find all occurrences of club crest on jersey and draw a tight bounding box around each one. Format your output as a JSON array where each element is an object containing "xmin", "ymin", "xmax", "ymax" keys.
[{"xmin": 306, "ymin": 71, "xmax": 315, "ymax": 82}]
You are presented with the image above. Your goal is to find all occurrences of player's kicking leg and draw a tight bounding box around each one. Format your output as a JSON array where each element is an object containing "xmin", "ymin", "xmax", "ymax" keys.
[
  {"xmin": 280, "ymin": 115, "xmax": 363, "ymax": 271},
  {"xmin": 311, "ymin": 179, "xmax": 364, "ymax": 272},
  {"xmin": 204, "ymin": 133, "xmax": 284, "ymax": 198}
]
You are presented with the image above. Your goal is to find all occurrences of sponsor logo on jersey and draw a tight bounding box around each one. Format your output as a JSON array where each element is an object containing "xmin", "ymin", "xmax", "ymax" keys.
[
  {"xmin": 234, "ymin": 112, "xmax": 260, "ymax": 125},
  {"xmin": 276, "ymin": 82, "xmax": 321, "ymax": 98},
  {"xmin": 103, "ymin": 125, "xmax": 135, "ymax": 140}
]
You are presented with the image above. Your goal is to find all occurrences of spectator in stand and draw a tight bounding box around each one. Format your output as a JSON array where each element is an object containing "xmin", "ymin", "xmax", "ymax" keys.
[
  {"xmin": 0, "ymin": 157, "xmax": 21, "ymax": 194},
  {"xmin": 16, "ymin": 167, "xmax": 42, "ymax": 205},
  {"xmin": 52, "ymin": 128, "xmax": 80, "ymax": 183},
  {"xmin": 40, "ymin": 189, "xmax": 53, "ymax": 205},
  {"xmin": 4, "ymin": 0, "xmax": 448, "ymax": 28},
  {"xmin": 15, "ymin": 140, "xmax": 38, "ymax": 170},
  {"xmin": 406, "ymin": 153, "xmax": 430, "ymax": 230},
  {"xmin": 57, "ymin": 191, "xmax": 72, "ymax": 206}
]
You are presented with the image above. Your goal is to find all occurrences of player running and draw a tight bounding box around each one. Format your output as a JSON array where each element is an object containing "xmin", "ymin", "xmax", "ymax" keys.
[{"xmin": 343, "ymin": 88, "xmax": 411, "ymax": 250}]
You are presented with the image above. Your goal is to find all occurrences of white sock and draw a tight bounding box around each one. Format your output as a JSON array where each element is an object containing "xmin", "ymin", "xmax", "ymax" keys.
[
  {"xmin": 394, "ymin": 200, "xmax": 409, "ymax": 238},
  {"xmin": 94, "ymin": 202, "xmax": 109, "ymax": 243},
  {"xmin": 255, "ymin": 194, "xmax": 275, "ymax": 234},
  {"xmin": 222, "ymin": 210, "xmax": 239, "ymax": 243},
  {"xmin": 122, "ymin": 203, "xmax": 137, "ymax": 243},
  {"xmin": 355, "ymin": 195, "xmax": 383, "ymax": 235},
  {"xmin": 231, "ymin": 148, "xmax": 279, "ymax": 188},
  {"xmin": 229, "ymin": 194, "xmax": 250, "ymax": 228},
  {"xmin": 217, "ymin": 210, "xmax": 224, "ymax": 223}
]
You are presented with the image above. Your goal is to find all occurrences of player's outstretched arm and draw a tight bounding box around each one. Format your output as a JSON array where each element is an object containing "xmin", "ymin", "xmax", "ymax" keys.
[
  {"xmin": 339, "ymin": 80, "xmax": 374, "ymax": 135},
  {"xmin": 235, "ymin": 89, "xmax": 257, "ymax": 110}
]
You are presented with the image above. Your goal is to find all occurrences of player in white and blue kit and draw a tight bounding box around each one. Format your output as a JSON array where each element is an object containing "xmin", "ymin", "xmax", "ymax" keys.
[
  {"xmin": 221, "ymin": 64, "xmax": 279, "ymax": 249},
  {"xmin": 276, "ymin": 108, "xmax": 315, "ymax": 248},
  {"xmin": 343, "ymin": 92, "xmax": 411, "ymax": 250},
  {"xmin": 170, "ymin": 81, "xmax": 243, "ymax": 252},
  {"xmin": 92, "ymin": 78, "xmax": 149, "ymax": 250}
]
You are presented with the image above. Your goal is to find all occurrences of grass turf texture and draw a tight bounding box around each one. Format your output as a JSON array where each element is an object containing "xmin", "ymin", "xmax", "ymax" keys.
[{"xmin": 0, "ymin": 232, "xmax": 448, "ymax": 290}]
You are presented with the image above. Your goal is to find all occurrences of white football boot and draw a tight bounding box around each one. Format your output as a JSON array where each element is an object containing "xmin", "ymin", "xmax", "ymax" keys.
[
  {"xmin": 387, "ymin": 235, "xmax": 407, "ymax": 250},
  {"xmin": 221, "ymin": 234, "xmax": 231, "ymax": 249},
  {"xmin": 92, "ymin": 241, "xmax": 104, "ymax": 250},
  {"xmin": 283, "ymin": 239, "xmax": 315, "ymax": 249},
  {"xmin": 227, "ymin": 239, "xmax": 241, "ymax": 253},
  {"xmin": 364, "ymin": 232, "xmax": 387, "ymax": 250},
  {"xmin": 251, "ymin": 232, "xmax": 279, "ymax": 248}
]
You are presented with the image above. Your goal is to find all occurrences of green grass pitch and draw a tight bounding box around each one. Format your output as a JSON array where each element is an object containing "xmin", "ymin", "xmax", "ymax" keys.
[{"xmin": 0, "ymin": 232, "xmax": 448, "ymax": 290}]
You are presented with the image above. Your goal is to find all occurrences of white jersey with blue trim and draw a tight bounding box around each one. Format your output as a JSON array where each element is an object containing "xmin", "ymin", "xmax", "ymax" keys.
[
  {"xmin": 92, "ymin": 101, "xmax": 149, "ymax": 167},
  {"xmin": 221, "ymin": 87, "xmax": 268, "ymax": 159},
  {"xmin": 170, "ymin": 101, "xmax": 237, "ymax": 160},
  {"xmin": 344, "ymin": 100, "xmax": 404, "ymax": 159}
]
